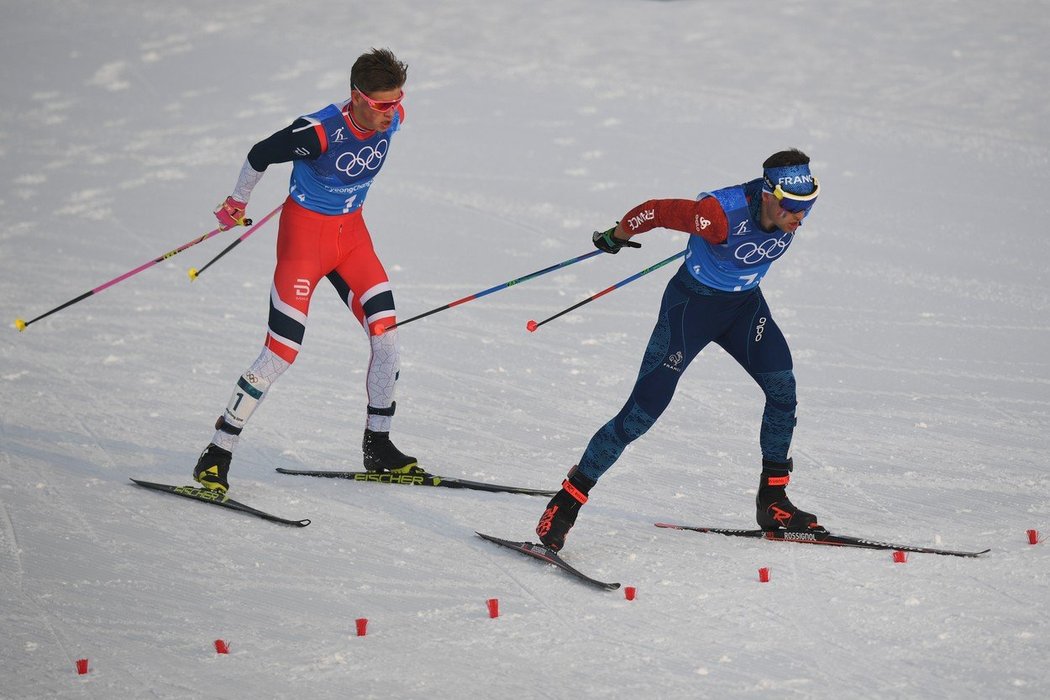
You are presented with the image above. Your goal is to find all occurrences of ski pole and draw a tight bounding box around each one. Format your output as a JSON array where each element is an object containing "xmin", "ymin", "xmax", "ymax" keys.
[
  {"xmin": 189, "ymin": 203, "xmax": 283, "ymax": 280},
  {"xmin": 376, "ymin": 249, "xmax": 604, "ymax": 334},
  {"xmin": 13, "ymin": 213, "xmax": 263, "ymax": 332},
  {"xmin": 526, "ymin": 250, "xmax": 686, "ymax": 332}
]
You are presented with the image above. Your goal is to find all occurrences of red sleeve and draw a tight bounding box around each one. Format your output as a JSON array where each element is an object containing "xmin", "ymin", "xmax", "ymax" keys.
[
  {"xmin": 310, "ymin": 122, "xmax": 328, "ymax": 154},
  {"xmin": 620, "ymin": 197, "xmax": 728, "ymax": 245}
]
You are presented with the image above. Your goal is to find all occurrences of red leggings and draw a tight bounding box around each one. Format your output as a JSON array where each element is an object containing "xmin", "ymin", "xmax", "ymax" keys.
[{"xmin": 264, "ymin": 197, "xmax": 396, "ymax": 363}]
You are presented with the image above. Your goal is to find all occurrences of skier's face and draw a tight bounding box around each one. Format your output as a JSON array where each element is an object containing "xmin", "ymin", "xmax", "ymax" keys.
[
  {"xmin": 761, "ymin": 174, "xmax": 818, "ymax": 233},
  {"xmin": 761, "ymin": 192, "xmax": 810, "ymax": 233},
  {"xmin": 350, "ymin": 86, "xmax": 403, "ymax": 132}
]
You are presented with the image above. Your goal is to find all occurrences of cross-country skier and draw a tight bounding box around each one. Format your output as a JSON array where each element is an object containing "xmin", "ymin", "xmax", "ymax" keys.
[
  {"xmin": 193, "ymin": 48, "xmax": 417, "ymax": 492},
  {"xmin": 536, "ymin": 148, "xmax": 826, "ymax": 550}
]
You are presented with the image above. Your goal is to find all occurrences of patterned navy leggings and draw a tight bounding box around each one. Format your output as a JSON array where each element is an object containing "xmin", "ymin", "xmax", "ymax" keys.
[{"xmin": 577, "ymin": 264, "xmax": 797, "ymax": 482}]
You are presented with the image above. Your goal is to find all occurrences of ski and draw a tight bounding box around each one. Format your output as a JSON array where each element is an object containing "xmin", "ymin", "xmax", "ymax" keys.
[
  {"xmin": 476, "ymin": 531, "xmax": 621, "ymax": 590},
  {"xmin": 130, "ymin": 479, "xmax": 311, "ymax": 527},
  {"xmin": 654, "ymin": 523, "xmax": 989, "ymax": 558},
  {"xmin": 275, "ymin": 468, "xmax": 557, "ymax": 497}
]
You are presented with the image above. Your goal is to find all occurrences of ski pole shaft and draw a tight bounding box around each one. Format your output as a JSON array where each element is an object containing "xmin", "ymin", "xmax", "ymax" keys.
[
  {"xmin": 13, "ymin": 208, "xmax": 269, "ymax": 332},
  {"xmin": 15, "ymin": 228, "xmax": 221, "ymax": 331},
  {"xmin": 188, "ymin": 203, "xmax": 283, "ymax": 280},
  {"xmin": 378, "ymin": 249, "xmax": 603, "ymax": 334},
  {"xmin": 526, "ymin": 250, "xmax": 685, "ymax": 332}
]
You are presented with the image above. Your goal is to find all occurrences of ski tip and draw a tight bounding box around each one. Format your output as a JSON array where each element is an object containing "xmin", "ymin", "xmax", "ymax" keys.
[{"xmin": 475, "ymin": 530, "xmax": 508, "ymax": 543}]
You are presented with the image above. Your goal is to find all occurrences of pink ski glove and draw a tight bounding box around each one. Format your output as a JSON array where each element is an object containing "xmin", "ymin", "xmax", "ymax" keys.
[{"xmin": 214, "ymin": 196, "xmax": 248, "ymax": 230}]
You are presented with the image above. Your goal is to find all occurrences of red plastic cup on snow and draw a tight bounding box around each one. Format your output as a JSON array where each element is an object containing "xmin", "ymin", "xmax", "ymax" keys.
[
  {"xmin": 487, "ymin": 598, "xmax": 500, "ymax": 618},
  {"xmin": 624, "ymin": 586, "xmax": 637, "ymax": 601},
  {"xmin": 1027, "ymin": 529, "xmax": 1040, "ymax": 545},
  {"xmin": 355, "ymin": 618, "xmax": 368, "ymax": 636},
  {"xmin": 75, "ymin": 658, "xmax": 89, "ymax": 675},
  {"xmin": 893, "ymin": 550, "xmax": 908, "ymax": 563},
  {"xmin": 758, "ymin": 567, "xmax": 770, "ymax": 583},
  {"xmin": 214, "ymin": 639, "xmax": 230, "ymax": 654}
]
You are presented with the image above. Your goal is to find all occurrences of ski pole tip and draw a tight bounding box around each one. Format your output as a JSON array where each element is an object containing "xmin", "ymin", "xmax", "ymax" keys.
[
  {"xmin": 14, "ymin": 317, "xmax": 27, "ymax": 332},
  {"xmin": 526, "ymin": 320, "xmax": 538, "ymax": 333},
  {"xmin": 188, "ymin": 268, "xmax": 199, "ymax": 281}
]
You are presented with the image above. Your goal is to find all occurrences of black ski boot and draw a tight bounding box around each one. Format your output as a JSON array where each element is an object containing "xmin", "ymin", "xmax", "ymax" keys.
[
  {"xmin": 536, "ymin": 466, "xmax": 596, "ymax": 551},
  {"xmin": 194, "ymin": 443, "xmax": 232, "ymax": 493},
  {"xmin": 362, "ymin": 429, "xmax": 422, "ymax": 474},
  {"xmin": 755, "ymin": 458, "xmax": 823, "ymax": 531}
]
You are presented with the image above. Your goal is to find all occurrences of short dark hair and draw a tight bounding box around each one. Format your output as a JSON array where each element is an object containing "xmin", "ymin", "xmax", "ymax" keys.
[
  {"xmin": 350, "ymin": 48, "xmax": 408, "ymax": 93},
  {"xmin": 763, "ymin": 148, "xmax": 810, "ymax": 169}
]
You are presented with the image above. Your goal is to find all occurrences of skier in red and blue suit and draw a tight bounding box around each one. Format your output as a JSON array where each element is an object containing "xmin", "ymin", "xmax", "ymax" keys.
[
  {"xmin": 536, "ymin": 149, "xmax": 827, "ymax": 551},
  {"xmin": 193, "ymin": 48, "xmax": 420, "ymax": 492}
]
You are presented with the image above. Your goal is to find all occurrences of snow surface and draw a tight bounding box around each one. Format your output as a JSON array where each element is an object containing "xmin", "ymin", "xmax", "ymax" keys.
[{"xmin": 2, "ymin": 1, "xmax": 1048, "ymax": 698}]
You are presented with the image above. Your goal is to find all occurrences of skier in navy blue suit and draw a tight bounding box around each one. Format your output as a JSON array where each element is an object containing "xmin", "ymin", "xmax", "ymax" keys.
[{"xmin": 536, "ymin": 148, "xmax": 826, "ymax": 551}]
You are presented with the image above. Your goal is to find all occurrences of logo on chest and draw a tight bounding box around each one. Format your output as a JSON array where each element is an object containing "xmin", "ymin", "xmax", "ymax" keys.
[
  {"xmin": 334, "ymin": 139, "xmax": 389, "ymax": 177},
  {"xmin": 733, "ymin": 231, "xmax": 792, "ymax": 265}
]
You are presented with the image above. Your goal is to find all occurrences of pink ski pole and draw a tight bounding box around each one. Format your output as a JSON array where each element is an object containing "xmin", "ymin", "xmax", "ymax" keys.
[{"xmin": 14, "ymin": 205, "xmax": 279, "ymax": 332}]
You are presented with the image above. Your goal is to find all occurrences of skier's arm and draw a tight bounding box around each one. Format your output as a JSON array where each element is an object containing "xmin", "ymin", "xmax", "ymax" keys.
[
  {"xmin": 615, "ymin": 197, "xmax": 729, "ymax": 245},
  {"xmin": 228, "ymin": 118, "xmax": 326, "ymax": 204}
]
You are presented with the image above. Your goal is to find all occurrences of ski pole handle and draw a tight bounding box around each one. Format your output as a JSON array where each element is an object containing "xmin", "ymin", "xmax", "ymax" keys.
[{"xmin": 188, "ymin": 204, "xmax": 282, "ymax": 280}]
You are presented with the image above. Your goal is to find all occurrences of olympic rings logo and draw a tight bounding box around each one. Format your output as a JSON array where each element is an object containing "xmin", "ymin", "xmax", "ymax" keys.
[
  {"xmin": 733, "ymin": 232, "xmax": 792, "ymax": 265},
  {"xmin": 334, "ymin": 139, "xmax": 389, "ymax": 177}
]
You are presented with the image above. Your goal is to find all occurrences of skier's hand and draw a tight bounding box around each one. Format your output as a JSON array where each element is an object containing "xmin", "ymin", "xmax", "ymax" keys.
[
  {"xmin": 214, "ymin": 196, "xmax": 249, "ymax": 230},
  {"xmin": 592, "ymin": 225, "xmax": 641, "ymax": 254}
]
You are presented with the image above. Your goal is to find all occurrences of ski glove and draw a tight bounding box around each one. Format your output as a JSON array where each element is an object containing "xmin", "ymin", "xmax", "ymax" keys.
[
  {"xmin": 592, "ymin": 226, "xmax": 641, "ymax": 254},
  {"xmin": 214, "ymin": 196, "xmax": 249, "ymax": 230}
]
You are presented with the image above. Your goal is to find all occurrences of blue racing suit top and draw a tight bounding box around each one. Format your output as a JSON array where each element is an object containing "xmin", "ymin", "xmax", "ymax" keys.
[
  {"xmin": 289, "ymin": 101, "xmax": 402, "ymax": 215},
  {"xmin": 685, "ymin": 178, "xmax": 795, "ymax": 292}
]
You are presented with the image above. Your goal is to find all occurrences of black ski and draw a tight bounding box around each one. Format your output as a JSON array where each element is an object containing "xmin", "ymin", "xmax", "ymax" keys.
[
  {"xmin": 476, "ymin": 531, "xmax": 621, "ymax": 590},
  {"xmin": 275, "ymin": 468, "xmax": 557, "ymax": 497},
  {"xmin": 655, "ymin": 523, "xmax": 989, "ymax": 558},
  {"xmin": 130, "ymin": 479, "xmax": 311, "ymax": 527}
]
